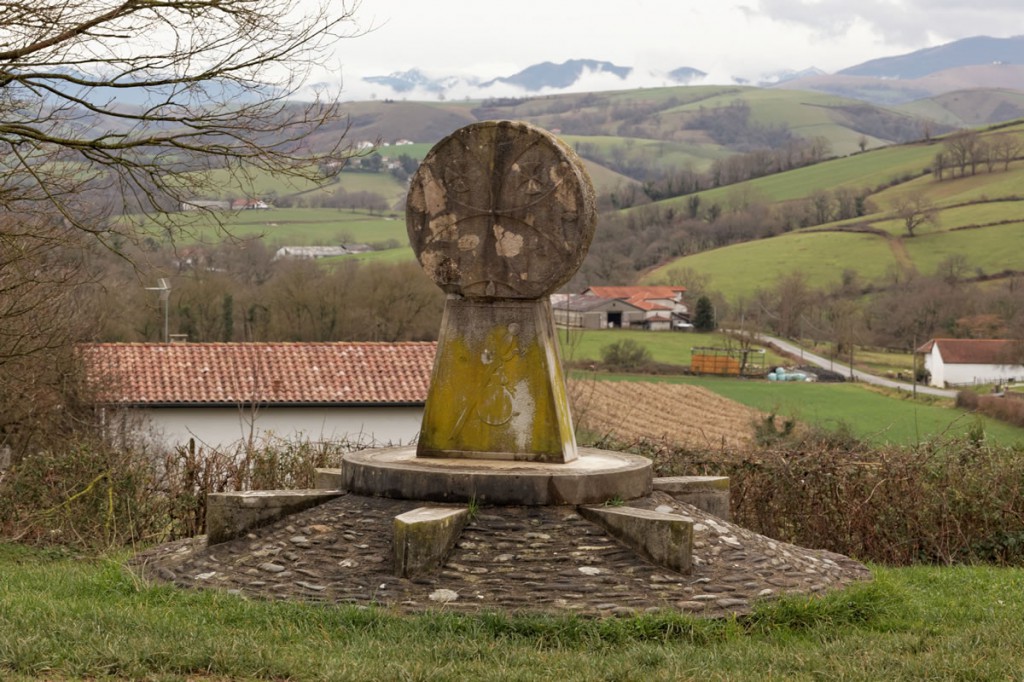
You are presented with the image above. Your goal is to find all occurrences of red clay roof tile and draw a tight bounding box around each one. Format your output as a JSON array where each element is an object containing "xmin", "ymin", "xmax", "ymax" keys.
[
  {"xmin": 918, "ymin": 338, "xmax": 1024, "ymax": 365},
  {"xmin": 80, "ymin": 342, "xmax": 436, "ymax": 406}
]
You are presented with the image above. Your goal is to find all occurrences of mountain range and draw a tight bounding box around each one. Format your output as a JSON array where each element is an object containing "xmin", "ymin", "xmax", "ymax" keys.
[{"xmin": 362, "ymin": 35, "xmax": 1024, "ymax": 104}]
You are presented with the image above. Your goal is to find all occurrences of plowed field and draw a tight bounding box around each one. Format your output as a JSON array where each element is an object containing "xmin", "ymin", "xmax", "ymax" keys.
[{"xmin": 569, "ymin": 379, "xmax": 775, "ymax": 450}]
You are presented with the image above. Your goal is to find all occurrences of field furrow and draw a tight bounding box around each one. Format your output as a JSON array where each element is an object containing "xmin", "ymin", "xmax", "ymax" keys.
[{"xmin": 569, "ymin": 379, "xmax": 775, "ymax": 450}]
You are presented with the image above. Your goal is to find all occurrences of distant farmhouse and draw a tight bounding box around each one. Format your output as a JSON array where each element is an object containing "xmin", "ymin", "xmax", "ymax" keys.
[
  {"xmin": 552, "ymin": 286, "xmax": 689, "ymax": 331},
  {"xmin": 273, "ymin": 244, "xmax": 372, "ymax": 260},
  {"xmin": 80, "ymin": 342, "xmax": 436, "ymax": 452},
  {"xmin": 917, "ymin": 338, "xmax": 1024, "ymax": 388},
  {"xmin": 180, "ymin": 198, "xmax": 270, "ymax": 212}
]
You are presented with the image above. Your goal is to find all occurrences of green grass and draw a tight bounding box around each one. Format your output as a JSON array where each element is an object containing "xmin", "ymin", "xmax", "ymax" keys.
[
  {"xmin": 3, "ymin": 544, "xmax": 1024, "ymax": 680},
  {"xmin": 904, "ymin": 221, "xmax": 1024, "ymax": 277},
  {"xmin": 578, "ymin": 373, "xmax": 1024, "ymax": 446},
  {"xmin": 559, "ymin": 328, "xmax": 788, "ymax": 368},
  {"xmin": 643, "ymin": 231, "xmax": 898, "ymax": 301},
  {"xmin": 144, "ymin": 207, "xmax": 410, "ymax": 247},
  {"xmin": 638, "ymin": 141, "xmax": 937, "ymax": 216}
]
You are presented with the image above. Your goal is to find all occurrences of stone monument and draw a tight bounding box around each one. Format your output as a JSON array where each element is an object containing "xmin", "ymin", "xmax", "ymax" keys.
[
  {"xmin": 341, "ymin": 121, "xmax": 652, "ymax": 504},
  {"xmin": 147, "ymin": 121, "xmax": 871, "ymax": 615}
]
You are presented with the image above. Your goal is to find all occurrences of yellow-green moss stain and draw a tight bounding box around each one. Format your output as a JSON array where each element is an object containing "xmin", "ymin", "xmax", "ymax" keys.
[{"xmin": 419, "ymin": 302, "xmax": 576, "ymax": 461}]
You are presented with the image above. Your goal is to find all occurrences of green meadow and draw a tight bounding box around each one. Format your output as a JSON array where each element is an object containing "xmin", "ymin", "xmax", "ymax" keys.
[
  {"xmin": 644, "ymin": 231, "xmax": 899, "ymax": 301},
  {"xmin": 639, "ymin": 141, "xmax": 938, "ymax": 216},
  {"xmin": 559, "ymin": 328, "xmax": 788, "ymax": 368},
  {"xmin": 143, "ymin": 207, "xmax": 410, "ymax": 250},
  {"xmin": 642, "ymin": 121, "xmax": 1024, "ymax": 301},
  {"xmin": 903, "ymin": 220, "xmax": 1024, "ymax": 275},
  {"xmin": 585, "ymin": 372, "xmax": 1024, "ymax": 446}
]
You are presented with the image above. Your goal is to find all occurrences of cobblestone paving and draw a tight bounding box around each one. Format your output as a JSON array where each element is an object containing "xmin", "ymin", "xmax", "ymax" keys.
[{"xmin": 131, "ymin": 492, "xmax": 871, "ymax": 617}]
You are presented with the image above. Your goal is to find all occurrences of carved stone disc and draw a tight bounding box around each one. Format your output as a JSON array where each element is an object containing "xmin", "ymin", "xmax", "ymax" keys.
[{"xmin": 407, "ymin": 120, "xmax": 596, "ymax": 299}]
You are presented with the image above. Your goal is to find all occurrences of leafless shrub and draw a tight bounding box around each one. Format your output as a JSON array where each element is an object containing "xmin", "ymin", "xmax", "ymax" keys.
[{"xmin": 644, "ymin": 433, "xmax": 1024, "ymax": 566}]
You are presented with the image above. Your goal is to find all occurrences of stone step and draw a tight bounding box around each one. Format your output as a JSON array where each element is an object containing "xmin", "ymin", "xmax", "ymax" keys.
[
  {"xmin": 652, "ymin": 476, "xmax": 730, "ymax": 520},
  {"xmin": 578, "ymin": 504, "xmax": 693, "ymax": 574},
  {"xmin": 393, "ymin": 506, "xmax": 469, "ymax": 578},
  {"xmin": 206, "ymin": 490, "xmax": 344, "ymax": 545}
]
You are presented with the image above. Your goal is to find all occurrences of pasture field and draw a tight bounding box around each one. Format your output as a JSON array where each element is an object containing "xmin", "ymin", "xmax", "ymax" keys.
[
  {"xmin": 562, "ymin": 134, "xmax": 729, "ymax": 174},
  {"xmin": 668, "ymin": 88, "xmax": 874, "ymax": 154},
  {"xmin": 643, "ymin": 231, "xmax": 897, "ymax": 301},
  {"xmin": 145, "ymin": 207, "xmax": 409, "ymax": 247},
  {"xmin": 929, "ymin": 199, "xmax": 1024, "ymax": 230},
  {"xmin": 863, "ymin": 200, "xmax": 1024, "ymax": 237},
  {"xmin": 874, "ymin": 165, "xmax": 1024, "ymax": 210},
  {"xmin": 903, "ymin": 221, "xmax": 1024, "ymax": 276},
  {"xmin": 559, "ymin": 328, "xmax": 788, "ymax": 368},
  {"xmin": 640, "ymin": 141, "xmax": 937, "ymax": 215},
  {"xmin": 182, "ymin": 166, "xmax": 407, "ymax": 204},
  {"xmin": 2, "ymin": 544, "xmax": 1024, "ymax": 680},
  {"xmin": 799, "ymin": 342, "xmax": 915, "ymax": 379},
  {"xmin": 322, "ymin": 245, "xmax": 416, "ymax": 264},
  {"xmin": 583, "ymin": 373, "xmax": 1024, "ymax": 446},
  {"xmin": 580, "ymin": 161, "xmax": 642, "ymax": 194}
]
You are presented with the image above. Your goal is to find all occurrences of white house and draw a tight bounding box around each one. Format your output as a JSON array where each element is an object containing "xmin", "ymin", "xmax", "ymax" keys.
[
  {"xmin": 80, "ymin": 342, "xmax": 436, "ymax": 452},
  {"xmin": 916, "ymin": 338, "xmax": 1024, "ymax": 388}
]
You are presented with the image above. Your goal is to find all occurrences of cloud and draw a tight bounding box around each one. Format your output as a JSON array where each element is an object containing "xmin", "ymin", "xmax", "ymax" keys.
[{"xmin": 758, "ymin": 0, "xmax": 1023, "ymax": 46}]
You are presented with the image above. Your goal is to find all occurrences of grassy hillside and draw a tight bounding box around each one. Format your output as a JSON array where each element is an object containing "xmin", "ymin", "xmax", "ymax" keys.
[
  {"xmin": 897, "ymin": 88, "xmax": 1024, "ymax": 126},
  {"xmin": 642, "ymin": 122, "xmax": 1024, "ymax": 302},
  {"xmin": 646, "ymin": 231, "xmax": 900, "ymax": 301}
]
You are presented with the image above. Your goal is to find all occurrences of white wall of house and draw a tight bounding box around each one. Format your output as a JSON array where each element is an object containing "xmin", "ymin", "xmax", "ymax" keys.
[
  {"xmin": 130, "ymin": 405, "xmax": 424, "ymax": 452},
  {"xmin": 925, "ymin": 347, "xmax": 1024, "ymax": 387}
]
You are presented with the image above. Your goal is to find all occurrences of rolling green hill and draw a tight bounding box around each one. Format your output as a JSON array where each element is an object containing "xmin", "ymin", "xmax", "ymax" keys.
[{"xmin": 641, "ymin": 122, "xmax": 1024, "ymax": 303}]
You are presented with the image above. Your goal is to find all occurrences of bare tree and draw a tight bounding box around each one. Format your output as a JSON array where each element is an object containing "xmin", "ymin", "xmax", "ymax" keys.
[
  {"xmin": 991, "ymin": 133, "xmax": 1023, "ymax": 172},
  {"xmin": 0, "ymin": 0, "xmax": 362, "ymax": 239},
  {"xmin": 943, "ymin": 130, "xmax": 979, "ymax": 177},
  {"xmin": 893, "ymin": 192, "xmax": 939, "ymax": 237},
  {"xmin": 0, "ymin": 0, "xmax": 363, "ymax": 456}
]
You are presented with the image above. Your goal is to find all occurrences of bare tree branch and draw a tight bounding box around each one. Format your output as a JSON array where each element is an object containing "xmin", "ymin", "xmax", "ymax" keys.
[{"xmin": 1, "ymin": 0, "xmax": 363, "ymax": 236}]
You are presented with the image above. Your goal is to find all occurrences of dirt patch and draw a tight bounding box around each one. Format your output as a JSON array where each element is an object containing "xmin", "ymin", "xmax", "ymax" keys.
[{"xmin": 569, "ymin": 379, "xmax": 776, "ymax": 450}]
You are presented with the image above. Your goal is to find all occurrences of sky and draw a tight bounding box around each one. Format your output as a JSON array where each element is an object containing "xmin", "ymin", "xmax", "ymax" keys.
[{"xmin": 317, "ymin": 0, "xmax": 1024, "ymax": 101}]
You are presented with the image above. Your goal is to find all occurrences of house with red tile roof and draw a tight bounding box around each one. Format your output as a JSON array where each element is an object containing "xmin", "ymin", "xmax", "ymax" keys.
[
  {"xmin": 80, "ymin": 342, "xmax": 436, "ymax": 451},
  {"xmin": 915, "ymin": 338, "xmax": 1024, "ymax": 388}
]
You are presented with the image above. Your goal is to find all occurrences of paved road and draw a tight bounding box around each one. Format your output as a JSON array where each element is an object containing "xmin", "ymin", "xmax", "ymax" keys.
[{"xmin": 750, "ymin": 333, "xmax": 957, "ymax": 399}]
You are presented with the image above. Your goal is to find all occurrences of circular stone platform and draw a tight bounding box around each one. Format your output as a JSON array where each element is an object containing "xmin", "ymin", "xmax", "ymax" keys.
[{"xmin": 341, "ymin": 446, "xmax": 652, "ymax": 505}]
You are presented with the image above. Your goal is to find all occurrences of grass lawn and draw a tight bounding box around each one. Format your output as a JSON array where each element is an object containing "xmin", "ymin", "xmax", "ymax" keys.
[
  {"xmin": 579, "ymin": 373, "xmax": 1024, "ymax": 446},
  {"xmin": 2, "ymin": 543, "xmax": 1024, "ymax": 680},
  {"xmin": 558, "ymin": 328, "xmax": 789, "ymax": 369}
]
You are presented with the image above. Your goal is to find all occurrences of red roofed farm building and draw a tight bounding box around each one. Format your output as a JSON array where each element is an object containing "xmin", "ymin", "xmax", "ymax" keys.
[
  {"xmin": 916, "ymin": 338, "xmax": 1024, "ymax": 388},
  {"xmin": 80, "ymin": 342, "xmax": 436, "ymax": 451},
  {"xmin": 554, "ymin": 286, "xmax": 688, "ymax": 330}
]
